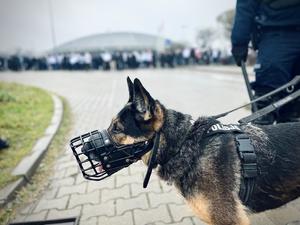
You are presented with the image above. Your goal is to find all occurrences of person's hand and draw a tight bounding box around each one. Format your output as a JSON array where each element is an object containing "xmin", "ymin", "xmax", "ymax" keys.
[{"xmin": 231, "ymin": 45, "xmax": 248, "ymax": 67}]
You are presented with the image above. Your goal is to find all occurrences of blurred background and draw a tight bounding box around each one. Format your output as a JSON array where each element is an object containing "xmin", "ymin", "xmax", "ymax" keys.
[{"xmin": 0, "ymin": 0, "xmax": 257, "ymax": 72}]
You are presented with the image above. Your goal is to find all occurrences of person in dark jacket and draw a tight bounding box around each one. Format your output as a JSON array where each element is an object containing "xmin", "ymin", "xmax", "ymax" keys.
[
  {"xmin": 0, "ymin": 138, "xmax": 9, "ymax": 150},
  {"xmin": 0, "ymin": 56, "xmax": 5, "ymax": 71},
  {"xmin": 231, "ymin": 0, "xmax": 300, "ymax": 124}
]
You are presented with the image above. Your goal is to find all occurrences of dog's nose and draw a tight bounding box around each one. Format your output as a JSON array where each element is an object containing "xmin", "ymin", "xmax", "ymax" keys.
[{"xmin": 81, "ymin": 133, "xmax": 104, "ymax": 161}]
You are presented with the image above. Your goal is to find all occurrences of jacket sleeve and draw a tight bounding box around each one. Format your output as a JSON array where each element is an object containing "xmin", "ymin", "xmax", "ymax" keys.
[{"xmin": 231, "ymin": 0, "xmax": 259, "ymax": 46}]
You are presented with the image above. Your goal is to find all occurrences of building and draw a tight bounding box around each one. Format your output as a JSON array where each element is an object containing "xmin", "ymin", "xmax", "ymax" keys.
[{"xmin": 51, "ymin": 32, "xmax": 176, "ymax": 53}]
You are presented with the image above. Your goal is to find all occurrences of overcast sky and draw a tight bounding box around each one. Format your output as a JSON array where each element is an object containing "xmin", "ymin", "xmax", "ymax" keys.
[{"xmin": 0, "ymin": 0, "xmax": 235, "ymax": 54}]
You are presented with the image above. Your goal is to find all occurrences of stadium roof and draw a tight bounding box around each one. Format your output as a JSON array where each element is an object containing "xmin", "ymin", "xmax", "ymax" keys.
[{"xmin": 51, "ymin": 32, "xmax": 175, "ymax": 53}]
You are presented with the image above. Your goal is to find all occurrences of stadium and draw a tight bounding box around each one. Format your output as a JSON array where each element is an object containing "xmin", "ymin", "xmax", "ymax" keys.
[{"xmin": 51, "ymin": 32, "xmax": 176, "ymax": 53}]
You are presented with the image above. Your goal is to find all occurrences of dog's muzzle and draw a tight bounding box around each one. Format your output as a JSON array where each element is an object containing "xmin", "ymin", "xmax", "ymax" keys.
[{"xmin": 69, "ymin": 130, "xmax": 154, "ymax": 181}]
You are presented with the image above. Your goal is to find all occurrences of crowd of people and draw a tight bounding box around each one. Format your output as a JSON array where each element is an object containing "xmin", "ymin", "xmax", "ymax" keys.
[{"xmin": 0, "ymin": 48, "xmax": 234, "ymax": 72}]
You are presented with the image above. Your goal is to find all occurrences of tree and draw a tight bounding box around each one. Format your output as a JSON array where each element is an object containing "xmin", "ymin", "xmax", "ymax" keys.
[
  {"xmin": 196, "ymin": 28, "xmax": 215, "ymax": 48},
  {"xmin": 217, "ymin": 9, "xmax": 235, "ymax": 39}
]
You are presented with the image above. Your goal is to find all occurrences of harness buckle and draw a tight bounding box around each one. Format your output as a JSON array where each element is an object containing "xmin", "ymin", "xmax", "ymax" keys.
[
  {"xmin": 242, "ymin": 163, "xmax": 258, "ymax": 178},
  {"xmin": 235, "ymin": 134, "xmax": 258, "ymax": 204}
]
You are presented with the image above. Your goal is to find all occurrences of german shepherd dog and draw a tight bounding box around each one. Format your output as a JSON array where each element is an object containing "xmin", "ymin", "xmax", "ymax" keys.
[{"xmin": 106, "ymin": 77, "xmax": 300, "ymax": 225}]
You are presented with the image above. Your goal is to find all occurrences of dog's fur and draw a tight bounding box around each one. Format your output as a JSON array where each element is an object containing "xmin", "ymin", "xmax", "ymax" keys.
[{"xmin": 107, "ymin": 77, "xmax": 300, "ymax": 225}]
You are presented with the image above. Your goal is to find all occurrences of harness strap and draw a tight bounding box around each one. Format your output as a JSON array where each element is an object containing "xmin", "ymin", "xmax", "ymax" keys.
[
  {"xmin": 235, "ymin": 134, "xmax": 258, "ymax": 204},
  {"xmin": 205, "ymin": 123, "xmax": 258, "ymax": 205},
  {"xmin": 206, "ymin": 123, "xmax": 243, "ymax": 136}
]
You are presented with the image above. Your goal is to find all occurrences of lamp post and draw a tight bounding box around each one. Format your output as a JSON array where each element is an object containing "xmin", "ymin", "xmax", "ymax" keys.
[{"xmin": 48, "ymin": 0, "xmax": 57, "ymax": 50}]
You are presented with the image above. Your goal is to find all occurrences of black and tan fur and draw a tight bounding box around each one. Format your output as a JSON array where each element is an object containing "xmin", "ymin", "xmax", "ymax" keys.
[{"xmin": 107, "ymin": 77, "xmax": 300, "ymax": 225}]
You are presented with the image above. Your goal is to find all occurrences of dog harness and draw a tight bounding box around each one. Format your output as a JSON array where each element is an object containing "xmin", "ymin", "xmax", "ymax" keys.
[
  {"xmin": 70, "ymin": 120, "xmax": 258, "ymax": 205},
  {"xmin": 206, "ymin": 123, "xmax": 258, "ymax": 205}
]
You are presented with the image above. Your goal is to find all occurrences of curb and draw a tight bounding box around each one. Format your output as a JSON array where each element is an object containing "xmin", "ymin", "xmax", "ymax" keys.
[
  {"xmin": 189, "ymin": 65, "xmax": 255, "ymax": 76},
  {"xmin": 0, "ymin": 94, "xmax": 63, "ymax": 206}
]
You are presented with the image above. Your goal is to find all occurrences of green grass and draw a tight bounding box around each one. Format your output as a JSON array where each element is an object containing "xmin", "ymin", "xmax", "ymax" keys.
[
  {"xmin": 0, "ymin": 98, "xmax": 72, "ymax": 225},
  {"xmin": 0, "ymin": 82, "xmax": 53, "ymax": 189}
]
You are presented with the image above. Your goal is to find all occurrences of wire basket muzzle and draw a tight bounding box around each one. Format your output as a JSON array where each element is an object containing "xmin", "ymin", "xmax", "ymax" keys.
[{"xmin": 69, "ymin": 130, "xmax": 153, "ymax": 181}]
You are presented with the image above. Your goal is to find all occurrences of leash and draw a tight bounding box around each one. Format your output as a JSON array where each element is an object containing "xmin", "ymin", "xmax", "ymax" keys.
[
  {"xmin": 241, "ymin": 61, "xmax": 258, "ymax": 112},
  {"xmin": 213, "ymin": 75, "xmax": 300, "ymax": 123},
  {"xmin": 210, "ymin": 70, "xmax": 300, "ymax": 202},
  {"xmin": 239, "ymin": 88, "xmax": 300, "ymax": 124}
]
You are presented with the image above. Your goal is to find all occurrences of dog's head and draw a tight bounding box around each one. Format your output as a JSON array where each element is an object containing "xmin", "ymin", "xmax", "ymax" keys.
[{"xmin": 107, "ymin": 77, "xmax": 165, "ymax": 163}]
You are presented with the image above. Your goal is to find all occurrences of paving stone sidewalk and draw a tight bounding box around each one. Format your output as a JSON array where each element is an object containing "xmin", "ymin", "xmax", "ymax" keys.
[{"xmin": 0, "ymin": 68, "xmax": 299, "ymax": 225}]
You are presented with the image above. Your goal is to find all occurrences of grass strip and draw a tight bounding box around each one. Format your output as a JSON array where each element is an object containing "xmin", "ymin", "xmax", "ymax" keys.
[
  {"xmin": 0, "ymin": 98, "xmax": 72, "ymax": 225},
  {"xmin": 0, "ymin": 82, "xmax": 53, "ymax": 189}
]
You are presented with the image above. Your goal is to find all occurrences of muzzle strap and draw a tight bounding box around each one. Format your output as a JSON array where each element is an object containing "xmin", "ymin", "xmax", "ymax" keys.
[{"xmin": 143, "ymin": 132, "xmax": 161, "ymax": 188}]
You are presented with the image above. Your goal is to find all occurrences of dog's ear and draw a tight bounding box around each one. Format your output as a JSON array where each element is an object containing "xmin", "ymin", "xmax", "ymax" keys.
[
  {"xmin": 132, "ymin": 78, "xmax": 155, "ymax": 122},
  {"xmin": 127, "ymin": 77, "xmax": 134, "ymax": 102}
]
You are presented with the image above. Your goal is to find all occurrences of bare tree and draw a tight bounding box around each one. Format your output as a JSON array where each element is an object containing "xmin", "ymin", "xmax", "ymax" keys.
[
  {"xmin": 217, "ymin": 9, "xmax": 235, "ymax": 39},
  {"xmin": 196, "ymin": 28, "xmax": 215, "ymax": 48}
]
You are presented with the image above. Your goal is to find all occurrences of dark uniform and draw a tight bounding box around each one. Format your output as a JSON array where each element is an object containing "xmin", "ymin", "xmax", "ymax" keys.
[
  {"xmin": 0, "ymin": 56, "xmax": 5, "ymax": 71},
  {"xmin": 231, "ymin": 0, "xmax": 300, "ymax": 124}
]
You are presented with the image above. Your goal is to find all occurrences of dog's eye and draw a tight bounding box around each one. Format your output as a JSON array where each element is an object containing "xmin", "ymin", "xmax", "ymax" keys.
[{"xmin": 112, "ymin": 125, "xmax": 122, "ymax": 134}]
